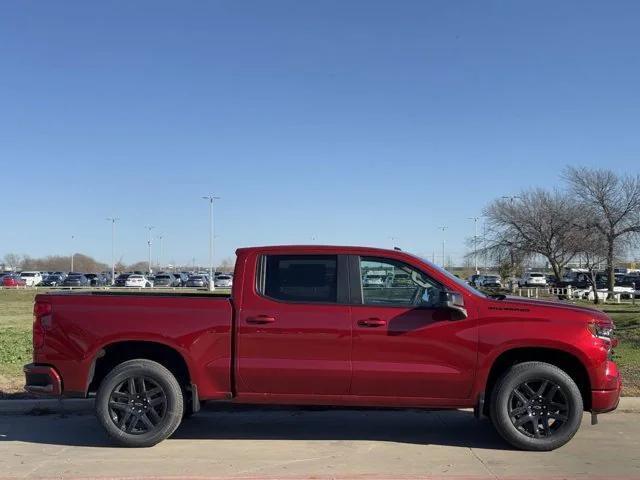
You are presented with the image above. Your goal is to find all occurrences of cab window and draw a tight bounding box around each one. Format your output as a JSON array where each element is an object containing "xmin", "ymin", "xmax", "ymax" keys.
[
  {"xmin": 359, "ymin": 257, "xmax": 442, "ymax": 307},
  {"xmin": 261, "ymin": 255, "xmax": 338, "ymax": 303}
]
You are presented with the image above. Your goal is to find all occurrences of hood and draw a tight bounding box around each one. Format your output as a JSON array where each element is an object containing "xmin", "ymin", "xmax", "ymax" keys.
[{"xmin": 493, "ymin": 296, "xmax": 612, "ymax": 323}]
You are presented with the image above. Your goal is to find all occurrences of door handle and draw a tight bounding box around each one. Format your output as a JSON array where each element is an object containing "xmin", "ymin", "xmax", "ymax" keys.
[
  {"xmin": 246, "ymin": 315, "xmax": 276, "ymax": 325},
  {"xmin": 357, "ymin": 318, "xmax": 387, "ymax": 328}
]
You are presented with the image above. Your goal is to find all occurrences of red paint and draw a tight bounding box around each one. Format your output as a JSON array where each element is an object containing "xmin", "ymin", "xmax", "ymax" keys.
[{"xmin": 25, "ymin": 245, "xmax": 621, "ymax": 415}]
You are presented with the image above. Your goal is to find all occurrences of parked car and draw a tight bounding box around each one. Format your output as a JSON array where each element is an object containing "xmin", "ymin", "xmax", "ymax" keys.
[
  {"xmin": 125, "ymin": 274, "xmax": 153, "ymax": 288},
  {"xmin": 41, "ymin": 274, "xmax": 65, "ymax": 287},
  {"xmin": 20, "ymin": 271, "xmax": 43, "ymax": 287},
  {"xmin": 214, "ymin": 274, "xmax": 233, "ymax": 288},
  {"xmin": 114, "ymin": 273, "xmax": 132, "ymax": 287},
  {"xmin": 2, "ymin": 274, "xmax": 26, "ymax": 287},
  {"xmin": 362, "ymin": 271, "xmax": 387, "ymax": 287},
  {"xmin": 519, "ymin": 272, "xmax": 548, "ymax": 287},
  {"xmin": 85, "ymin": 273, "xmax": 108, "ymax": 287},
  {"xmin": 172, "ymin": 272, "xmax": 188, "ymax": 286},
  {"xmin": 467, "ymin": 274, "xmax": 481, "ymax": 287},
  {"xmin": 185, "ymin": 275, "xmax": 209, "ymax": 288},
  {"xmin": 153, "ymin": 273, "xmax": 180, "ymax": 287},
  {"xmin": 477, "ymin": 274, "xmax": 502, "ymax": 288},
  {"xmin": 25, "ymin": 245, "xmax": 621, "ymax": 450},
  {"xmin": 62, "ymin": 274, "xmax": 90, "ymax": 287}
]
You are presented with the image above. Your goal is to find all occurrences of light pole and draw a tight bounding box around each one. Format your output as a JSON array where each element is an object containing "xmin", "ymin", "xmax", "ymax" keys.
[
  {"xmin": 439, "ymin": 226, "xmax": 447, "ymax": 268},
  {"xmin": 201, "ymin": 195, "xmax": 220, "ymax": 291},
  {"xmin": 106, "ymin": 217, "xmax": 119, "ymax": 285},
  {"xmin": 468, "ymin": 217, "xmax": 480, "ymax": 274},
  {"xmin": 145, "ymin": 225, "xmax": 154, "ymax": 274},
  {"xmin": 70, "ymin": 235, "xmax": 75, "ymax": 272},
  {"xmin": 157, "ymin": 234, "xmax": 164, "ymax": 271}
]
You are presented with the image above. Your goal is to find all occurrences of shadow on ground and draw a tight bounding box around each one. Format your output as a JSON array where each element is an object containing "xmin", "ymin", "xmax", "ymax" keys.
[{"xmin": 0, "ymin": 405, "xmax": 511, "ymax": 450}]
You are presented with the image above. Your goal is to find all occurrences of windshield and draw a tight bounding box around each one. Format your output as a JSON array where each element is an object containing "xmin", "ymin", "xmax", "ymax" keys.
[{"xmin": 413, "ymin": 255, "xmax": 486, "ymax": 298}]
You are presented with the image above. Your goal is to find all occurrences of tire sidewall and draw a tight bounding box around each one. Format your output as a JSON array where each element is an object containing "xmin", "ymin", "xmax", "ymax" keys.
[
  {"xmin": 96, "ymin": 359, "xmax": 183, "ymax": 447},
  {"xmin": 490, "ymin": 362, "xmax": 583, "ymax": 451}
]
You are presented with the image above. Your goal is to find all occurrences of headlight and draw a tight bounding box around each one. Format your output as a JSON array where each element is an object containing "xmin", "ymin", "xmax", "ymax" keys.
[{"xmin": 588, "ymin": 322, "xmax": 614, "ymax": 340}]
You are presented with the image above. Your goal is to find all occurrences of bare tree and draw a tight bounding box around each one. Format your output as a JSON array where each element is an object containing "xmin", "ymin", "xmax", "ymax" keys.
[
  {"xmin": 217, "ymin": 256, "xmax": 235, "ymax": 273},
  {"xmin": 573, "ymin": 222, "xmax": 609, "ymax": 304},
  {"xmin": 3, "ymin": 253, "xmax": 22, "ymax": 271},
  {"xmin": 564, "ymin": 167, "xmax": 640, "ymax": 298},
  {"xmin": 483, "ymin": 189, "xmax": 581, "ymax": 280}
]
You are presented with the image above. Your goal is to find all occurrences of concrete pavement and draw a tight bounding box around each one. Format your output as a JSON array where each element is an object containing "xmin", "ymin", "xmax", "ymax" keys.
[{"xmin": 0, "ymin": 405, "xmax": 639, "ymax": 479}]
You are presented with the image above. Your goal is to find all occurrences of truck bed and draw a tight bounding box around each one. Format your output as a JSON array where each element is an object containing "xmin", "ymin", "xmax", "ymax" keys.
[{"xmin": 34, "ymin": 291, "xmax": 234, "ymax": 399}]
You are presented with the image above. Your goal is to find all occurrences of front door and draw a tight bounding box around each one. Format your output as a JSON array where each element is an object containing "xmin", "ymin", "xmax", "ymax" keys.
[
  {"xmin": 350, "ymin": 256, "xmax": 477, "ymax": 400},
  {"xmin": 236, "ymin": 253, "xmax": 352, "ymax": 395}
]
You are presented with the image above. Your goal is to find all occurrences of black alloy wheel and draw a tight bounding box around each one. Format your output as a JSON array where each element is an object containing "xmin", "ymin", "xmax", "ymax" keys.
[
  {"xmin": 507, "ymin": 379, "xmax": 569, "ymax": 438},
  {"xmin": 490, "ymin": 361, "xmax": 583, "ymax": 451},
  {"xmin": 108, "ymin": 376, "xmax": 167, "ymax": 434},
  {"xmin": 96, "ymin": 359, "xmax": 184, "ymax": 447}
]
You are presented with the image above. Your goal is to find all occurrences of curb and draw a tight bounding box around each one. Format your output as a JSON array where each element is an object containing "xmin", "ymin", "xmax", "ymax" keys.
[
  {"xmin": 0, "ymin": 397, "xmax": 639, "ymax": 416},
  {"xmin": 0, "ymin": 398, "xmax": 94, "ymax": 415},
  {"xmin": 616, "ymin": 396, "xmax": 640, "ymax": 413}
]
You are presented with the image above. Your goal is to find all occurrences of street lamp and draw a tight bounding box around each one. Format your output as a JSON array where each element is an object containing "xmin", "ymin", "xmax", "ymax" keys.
[
  {"xmin": 106, "ymin": 217, "xmax": 119, "ymax": 285},
  {"xmin": 145, "ymin": 225, "xmax": 155, "ymax": 274},
  {"xmin": 157, "ymin": 233, "xmax": 164, "ymax": 270},
  {"xmin": 467, "ymin": 217, "xmax": 481, "ymax": 274},
  {"xmin": 70, "ymin": 235, "xmax": 75, "ymax": 272},
  {"xmin": 201, "ymin": 195, "xmax": 220, "ymax": 291},
  {"xmin": 439, "ymin": 226, "xmax": 447, "ymax": 268}
]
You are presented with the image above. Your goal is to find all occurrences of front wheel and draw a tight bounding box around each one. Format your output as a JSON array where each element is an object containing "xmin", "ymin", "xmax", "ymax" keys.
[
  {"xmin": 96, "ymin": 359, "xmax": 184, "ymax": 447},
  {"xmin": 490, "ymin": 361, "xmax": 583, "ymax": 451}
]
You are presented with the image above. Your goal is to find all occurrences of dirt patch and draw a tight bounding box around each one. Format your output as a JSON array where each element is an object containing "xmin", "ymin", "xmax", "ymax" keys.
[{"xmin": 0, "ymin": 373, "xmax": 33, "ymax": 399}]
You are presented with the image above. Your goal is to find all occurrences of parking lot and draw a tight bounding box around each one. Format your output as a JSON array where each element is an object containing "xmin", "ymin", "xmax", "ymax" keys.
[{"xmin": 1, "ymin": 406, "xmax": 639, "ymax": 479}]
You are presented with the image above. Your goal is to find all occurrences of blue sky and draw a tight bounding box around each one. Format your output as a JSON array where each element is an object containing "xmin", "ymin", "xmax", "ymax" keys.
[{"xmin": 1, "ymin": 1, "xmax": 639, "ymax": 267}]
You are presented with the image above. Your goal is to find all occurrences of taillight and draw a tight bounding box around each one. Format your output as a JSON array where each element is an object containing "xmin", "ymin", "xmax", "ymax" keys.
[{"xmin": 33, "ymin": 301, "xmax": 52, "ymax": 350}]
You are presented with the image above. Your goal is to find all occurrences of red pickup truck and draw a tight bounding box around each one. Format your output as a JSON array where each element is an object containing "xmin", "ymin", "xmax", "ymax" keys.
[{"xmin": 24, "ymin": 245, "xmax": 621, "ymax": 450}]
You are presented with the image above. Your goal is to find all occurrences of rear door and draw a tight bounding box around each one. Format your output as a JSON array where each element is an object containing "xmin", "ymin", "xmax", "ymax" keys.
[
  {"xmin": 350, "ymin": 255, "xmax": 477, "ymax": 400},
  {"xmin": 236, "ymin": 253, "xmax": 352, "ymax": 395}
]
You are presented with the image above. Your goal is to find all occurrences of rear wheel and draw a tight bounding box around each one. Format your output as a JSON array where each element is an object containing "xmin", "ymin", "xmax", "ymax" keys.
[
  {"xmin": 490, "ymin": 361, "xmax": 583, "ymax": 451},
  {"xmin": 96, "ymin": 359, "xmax": 183, "ymax": 447}
]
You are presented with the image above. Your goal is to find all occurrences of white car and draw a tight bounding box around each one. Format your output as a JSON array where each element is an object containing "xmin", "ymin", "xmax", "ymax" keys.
[
  {"xmin": 519, "ymin": 272, "xmax": 548, "ymax": 287},
  {"xmin": 125, "ymin": 274, "xmax": 153, "ymax": 288},
  {"xmin": 214, "ymin": 274, "xmax": 233, "ymax": 288},
  {"xmin": 20, "ymin": 271, "xmax": 43, "ymax": 286},
  {"xmin": 362, "ymin": 273, "xmax": 386, "ymax": 287}
]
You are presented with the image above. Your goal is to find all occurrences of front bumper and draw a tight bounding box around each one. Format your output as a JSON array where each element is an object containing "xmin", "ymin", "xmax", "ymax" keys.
[
  {"xmin": 23, "ymin": 364, "xmax": 62, "ymax": 396},
  {"xmin": 591, "ymin": 361, "xmax": 622, "ymax": 413}
]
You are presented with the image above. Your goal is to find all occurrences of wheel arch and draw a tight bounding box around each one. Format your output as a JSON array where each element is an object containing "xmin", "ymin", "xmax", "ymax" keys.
[
  {"xmin": 87, "ymin": 340, "xmax": 193, "ymax": 395},
  {"xmin": 481, "ymin": 346, "xmax": 592, "ymax": 414}
]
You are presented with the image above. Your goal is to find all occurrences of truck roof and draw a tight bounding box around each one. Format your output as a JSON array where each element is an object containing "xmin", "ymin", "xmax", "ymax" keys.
[{"xmin": 235, "ymin": 245, "xmax": 404, "ymax": 256}]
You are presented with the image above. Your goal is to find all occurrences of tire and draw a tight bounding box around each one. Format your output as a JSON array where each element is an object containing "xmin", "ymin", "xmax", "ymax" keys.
[
  {"xmin": 95, "ymin": 359, "xmax": 184, "ymax": 447},
  {"xmin": 489, "ymin": 361, "xmax": 583, "ymax": 451}
]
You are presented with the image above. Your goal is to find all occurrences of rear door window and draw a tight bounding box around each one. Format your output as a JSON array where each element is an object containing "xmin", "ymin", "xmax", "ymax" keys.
[{"xmin": 261, "ymin": 255, "xmax": 338, "ymax": 303}]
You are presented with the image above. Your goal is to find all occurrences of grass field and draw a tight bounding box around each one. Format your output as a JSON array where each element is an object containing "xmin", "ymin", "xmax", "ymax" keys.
[{"xmin": 0, "ymin": 289, "xmax": 638, "ymax": 397}]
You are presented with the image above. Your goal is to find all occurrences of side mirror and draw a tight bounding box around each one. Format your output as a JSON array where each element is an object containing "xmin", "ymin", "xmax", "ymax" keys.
[{"xmin": 439, "ymin": 290, "xmax": 467, "ymax": 318}]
